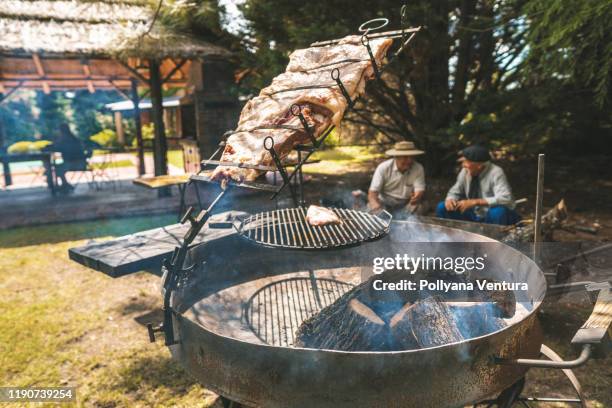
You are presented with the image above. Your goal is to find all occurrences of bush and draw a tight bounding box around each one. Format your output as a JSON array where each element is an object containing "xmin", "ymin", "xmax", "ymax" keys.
[
  {"xmin": 31, "ymin": 140, "xmax": 52, "ymax": 151},
  {"xmin": 7, "ymin": 140, "xmax": 52, "ymax": 154},
  {"xmin": 90, "ymin": 129, "xmax": 118, "ymax": 148},
  {"xmin": 7, "ymin": 141, "xmax": 32, "ymax": 154},
  {"xmin": 131, "ymin": 123, "xmax": 155, "ymax": 147}
]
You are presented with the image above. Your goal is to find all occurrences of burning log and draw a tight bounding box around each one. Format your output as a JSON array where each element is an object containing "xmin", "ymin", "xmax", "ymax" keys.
[
  {"xmin": 295, "ymin": 270, "xmax": 515, "ymax": 351},
  {"xmin": 389, "ymin": 296, "xmax": 464, "ymax": 348},
  {"xmin": 448, "ymin": 303, "xmax": 506, "ymax": 339},
  {"xmin": 295, "ymin": 294, "xmax": 395, "ymax": 351}
]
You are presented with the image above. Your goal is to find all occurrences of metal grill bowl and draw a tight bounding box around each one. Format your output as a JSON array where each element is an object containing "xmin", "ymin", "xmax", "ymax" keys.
[
  {"xmin": 171, "ymin": 221, "xmax": 546, "ymax": 408},
  {"xmin": 237, "ymin": 207, "xmax": 392, "ymax": 250}
]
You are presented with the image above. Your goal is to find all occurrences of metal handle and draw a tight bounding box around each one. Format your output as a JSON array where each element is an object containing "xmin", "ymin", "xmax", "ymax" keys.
[
  {"xmin": 377, "ymin": 209, "xmax": 393, "ymax": 226},
  {"xmin": 495, "ymin": 281, "xmax": 611, "ymax": 369},
  {"xmin": 495, "ymin": 344, "xmax": 592, "ymax": 369},
  {"xmin": 571, "ymin": 281, "xmax": 612, "ymax": 346},
  {"xmin": 358, "ymin": 17, "xmax": 389, "ymax": 33}
]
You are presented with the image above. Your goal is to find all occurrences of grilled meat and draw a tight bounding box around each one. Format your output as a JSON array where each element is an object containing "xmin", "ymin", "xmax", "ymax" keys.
[
  {"xmin": 306, "ymin": 205, "xmax": 342, "ymax": 226},
  {"xmin": 211, "ymin": 35, "xmax": 393, "ymax": 183}
]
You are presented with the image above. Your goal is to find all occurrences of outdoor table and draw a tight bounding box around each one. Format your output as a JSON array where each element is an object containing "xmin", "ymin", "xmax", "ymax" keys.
[
  {"xmin": 68, "ymin": 211, "xmax": 248, "ymax": 277},
  {"xmin": 133, "ymin": 174, "xmax": 193, "ymax": 219},
  {"xmin": 0, "ymin": 151, "xmax": 57, "ymax": 195}
]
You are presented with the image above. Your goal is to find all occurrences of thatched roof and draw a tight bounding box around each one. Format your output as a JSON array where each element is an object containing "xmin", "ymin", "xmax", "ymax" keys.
[{"xmin": 0, "ymin": 0, "xmax": 232, "ymax": 59}]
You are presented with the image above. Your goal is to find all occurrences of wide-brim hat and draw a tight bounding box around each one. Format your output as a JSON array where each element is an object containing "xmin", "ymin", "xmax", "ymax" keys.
[{"xmin": 385, "ymin": 141, "xmax": 425, "ymax": 156}]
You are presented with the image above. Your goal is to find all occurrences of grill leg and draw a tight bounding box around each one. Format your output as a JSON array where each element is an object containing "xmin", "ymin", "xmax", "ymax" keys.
[
  {"xmin": 495, "ymin": 377, "xmax": 525, "ymax": 408},
  {"xmin": 219, "ymin": 396, "xmax": 245, "ymax": 408}
]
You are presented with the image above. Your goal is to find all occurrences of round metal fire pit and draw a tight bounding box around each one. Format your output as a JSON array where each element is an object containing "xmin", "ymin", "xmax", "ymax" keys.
[{"xmin": 169, "ymin": 221, "xmax": 546, "ymax": 408}]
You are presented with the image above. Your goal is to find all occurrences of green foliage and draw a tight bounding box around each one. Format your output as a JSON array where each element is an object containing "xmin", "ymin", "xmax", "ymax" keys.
[
  {"xmin": 130, "ymin": 123, "xmax": 155, "ymax": 147},
  {"xmin": 158, "ymin": 0, "xmax": 228, "ymax": 42},
  {"xmin": 90, "ymin": 129, "xmax": 118, "ymax": 148},
  {"xmin": 0, "ymin": 95, "xmax": 36, "ymax": 146},
  {"xmin": 7, "ymin": 141, "xmax": 34, "ymax": 154},
  {"xmin": 35, "ymin": 91, "xmax": 69, "ymax": 139},
  {"xmin": 524, "ymin": 0, "xmax": 612, "ymax": 107},
  {"xmin": 71, "ymin": 90, "xmax": 117, "ymax": 140},
  {"xmin": 142, "ymin": 123, "xmax": 154, "ymax": 140},
  {"xmin": 229, "ymin": 0, "xmax": 609, "ymax": 169},
  {"xmin": 7, "ymin": 140, "xmax": 52, "ymax": 154},
  {"xmin": 31, "ymin": 140, "xmax": 52, "ymax": 151}
]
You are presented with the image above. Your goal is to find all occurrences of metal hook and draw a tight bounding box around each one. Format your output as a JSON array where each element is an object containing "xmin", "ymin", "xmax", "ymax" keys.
[
  {"xmin": 331, "ymin": 68, "xmax": 354, "ymax": 108},
  {"xmin": 263, "ymin": 136, "xmax": 275, "ymax": 151},
  {"xmin": 358, "ymin": 17, "xmax": 389, "ymax": 33},
  {"xmin": 401, "ymin": 5, "xmax": 408, "ymax": 26},
  {"xmin": 263, "ymin": 136, "xmax": 296, "ymax": 203},
  {"xmin": 290, "ymin": 104, "xmax": 317, "ymax": 146},
  {"xmin": 361, "ymin": 35, "xmax": 381, "ymax": 81}
]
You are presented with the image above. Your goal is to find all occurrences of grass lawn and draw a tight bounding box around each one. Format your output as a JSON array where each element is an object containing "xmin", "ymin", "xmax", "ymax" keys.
[
  {"xmin": 305, "ymin": 145, "xmax": 384, "ymax": 175},
  {"xmin": 0, "ymin": 217, "xmax": 219, "ymax": 407}
]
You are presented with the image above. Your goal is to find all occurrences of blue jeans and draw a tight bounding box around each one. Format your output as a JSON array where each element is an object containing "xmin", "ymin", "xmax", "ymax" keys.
[{"xmin": 435, "ymin": 201, "xmax": 520, "ymax": 225}]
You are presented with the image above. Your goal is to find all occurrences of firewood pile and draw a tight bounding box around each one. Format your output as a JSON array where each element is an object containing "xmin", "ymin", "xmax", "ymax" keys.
[
  {"xmin": 503, "ymin": 199, "xmax": 568, "ymax": 242},
  {"xmin": 295, "ymin": 270, "xmax": 515, "ymax": 351}
]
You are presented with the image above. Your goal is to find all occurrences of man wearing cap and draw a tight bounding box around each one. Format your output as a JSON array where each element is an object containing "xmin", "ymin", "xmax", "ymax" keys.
[
  {"xmin": 367, "ymin": 141, "xmax": 426, "ymax": 215},
  {"xmin": 436, "ymin": 145, "xmax": 520, "ymax": 225}
]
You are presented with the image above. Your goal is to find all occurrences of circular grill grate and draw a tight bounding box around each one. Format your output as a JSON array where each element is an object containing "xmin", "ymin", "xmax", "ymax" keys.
[
  {"xmin": 238, "ymin": 207, "xmax": 391, "ymax": 250},
  {"xmin": 244, "ymin": 277, "xmax": 354, "ymax": 347}
]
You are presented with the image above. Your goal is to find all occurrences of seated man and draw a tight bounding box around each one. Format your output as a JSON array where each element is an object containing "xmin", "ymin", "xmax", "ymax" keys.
[
  {"xmin": 367, "ymin": 141, "xmax": 426, "ymax": 217},
  {"xmin": 47, "ymin": 123, "xmax": 88, "ymax": 193},
  {"xmin": 436, "ymin": 145, "xmax": 520, "ymax": 225}
]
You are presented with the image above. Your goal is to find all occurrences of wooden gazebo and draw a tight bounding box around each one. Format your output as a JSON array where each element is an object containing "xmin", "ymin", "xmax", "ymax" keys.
[{"xmin": 0, "ymin": 0, "xmax": 233, "ymax": 176}]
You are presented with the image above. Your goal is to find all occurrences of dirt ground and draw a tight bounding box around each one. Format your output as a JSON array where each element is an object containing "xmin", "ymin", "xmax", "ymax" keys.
[{"xmin": 0, "ymin": 153, "xmax": 610, "ymax": 407}]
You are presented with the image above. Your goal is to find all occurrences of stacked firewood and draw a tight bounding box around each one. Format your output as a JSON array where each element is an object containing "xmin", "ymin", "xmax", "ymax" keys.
[
  {"xmin": 503, "ymin": 199, "xmax": 568, "ymax": 242},
  {"xmin": 294, "ymin": 271, "xmax": 514, "ymax": 351}
]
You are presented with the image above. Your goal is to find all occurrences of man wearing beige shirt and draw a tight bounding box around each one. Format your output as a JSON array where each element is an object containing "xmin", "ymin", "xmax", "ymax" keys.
[{"xmin": 367, "ymin": 141, "xmax": 426, "ymax": 216}]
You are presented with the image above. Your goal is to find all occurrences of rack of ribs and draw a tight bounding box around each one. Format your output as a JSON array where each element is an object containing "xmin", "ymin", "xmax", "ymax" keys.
[{"xmin": 210, "ymin": 35, "xmax": 393, "ymax": 183}]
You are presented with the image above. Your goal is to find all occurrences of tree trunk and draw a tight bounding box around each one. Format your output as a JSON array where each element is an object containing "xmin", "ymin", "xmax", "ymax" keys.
[{"xmin": 452, "ymin": 0, "xmax": 477, "ymax": 119}]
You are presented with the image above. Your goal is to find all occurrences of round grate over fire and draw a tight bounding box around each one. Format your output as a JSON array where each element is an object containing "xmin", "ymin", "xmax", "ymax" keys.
[
  {"xmin": 244, "ymin": 277, "xmax": 354, "ymax": 347},
  {"xmin": 238, "ymin": 207, "xmax": 392, "ymax": 250}
]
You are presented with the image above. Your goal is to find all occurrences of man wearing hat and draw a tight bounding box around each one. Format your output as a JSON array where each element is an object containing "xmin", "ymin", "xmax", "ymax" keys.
[
  {"xmin": 436, "ymin": 145, "xmax": 520, "ymax": 225},
  {"xmin": 367, "ymin": 140, "xmax": 426, "ymax": 215}
]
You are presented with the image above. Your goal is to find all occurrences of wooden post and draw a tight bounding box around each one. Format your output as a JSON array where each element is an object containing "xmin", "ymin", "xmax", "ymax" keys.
[
  {"xmin": 131, "ymin": 79, "xmax": 145, "ymax": 176},
  {"xmin": 114, "ymin": 111, "xmax": 125, "ymax": 145},
  {"xmin": 534, "ymin": 154, "xmax": 545, "ymax": 262},
  {"xmin": 0, "ymin": 114, "xmax": 5, "ymax": 152},
  {"xmin": 149, "ymin": 60, "xmax": 168, "ymax": 177}
]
